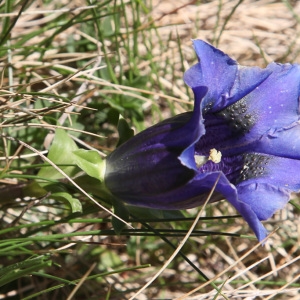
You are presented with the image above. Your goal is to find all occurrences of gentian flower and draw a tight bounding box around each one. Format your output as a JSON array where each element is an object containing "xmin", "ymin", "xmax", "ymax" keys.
[{"xmin": 104, "ymin": 40, "xmax": 300, "ymax": 241}]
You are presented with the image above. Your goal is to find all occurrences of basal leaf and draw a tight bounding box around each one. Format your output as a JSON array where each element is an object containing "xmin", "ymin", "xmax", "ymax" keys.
[{"xmin": 51, "ymin": 191, "xmax": 82, "ymax": 213}]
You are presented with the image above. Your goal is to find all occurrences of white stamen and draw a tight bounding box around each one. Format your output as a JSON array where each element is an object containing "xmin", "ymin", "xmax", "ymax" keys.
[
  {"xmin": 208, "ymin": 148, "xmax": 222, "ymax": 163},
  {"xmin": 194, "ymin": 155, "xmax": 208, "ymax": 168}
]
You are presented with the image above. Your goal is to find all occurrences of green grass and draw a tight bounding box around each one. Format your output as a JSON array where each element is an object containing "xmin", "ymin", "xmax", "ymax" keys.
[{"xmin": 0, "ymin": 0, "xmax": 299, "ymax": 299}]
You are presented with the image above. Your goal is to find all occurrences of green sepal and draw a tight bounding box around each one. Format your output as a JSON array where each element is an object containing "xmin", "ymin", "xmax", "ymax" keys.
[
  {"xmin": 111, "ymin": 199, "xmax": 130, "ymax": 235},
  {"xmin": 73, "ymin": 149, "xmax": 106, "ymax": 181},
  {"xmin": 117, "ymin": 115, "xmax": 134, "ymax": 147}
]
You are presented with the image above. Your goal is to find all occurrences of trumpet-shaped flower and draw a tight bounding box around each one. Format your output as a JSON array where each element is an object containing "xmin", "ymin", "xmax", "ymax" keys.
[{"xmin": 104, "ymin": 40, "xmax": 300, "ymax": 241}]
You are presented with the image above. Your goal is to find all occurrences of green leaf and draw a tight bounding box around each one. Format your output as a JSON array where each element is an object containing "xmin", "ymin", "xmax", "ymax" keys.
[
  {"xmin": 39, "ymin": 183, "xmax": 82, "ymax": 213},
  {"xmin": 0, "ymin": 256, "xmax": 52, "ymax": 288},
  {"xmin": 117, "ymin": 115, "xmax": 134, "ymax": 147},
  {"xmin": 51, "ymin": 191, "xmax": 82, "ymax": 213},
  {"xmin": 73, "ymin": 149, "xmax": 106, "ymax": 181},
  {"xmin": 38, "ymin": 129, "xmax": 80, "ymax": 181}
]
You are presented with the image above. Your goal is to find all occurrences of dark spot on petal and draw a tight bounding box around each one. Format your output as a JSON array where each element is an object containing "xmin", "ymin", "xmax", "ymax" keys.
[
  {"xmin": 216, "ymin": 97, "xmax": 256, "ymax": 134},
  {"xmin": 236, "ymin": 153, "xmax": 271, "ymax": 183}
]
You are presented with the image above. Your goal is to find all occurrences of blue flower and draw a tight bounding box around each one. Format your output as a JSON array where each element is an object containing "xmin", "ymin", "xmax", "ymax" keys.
[{"xmin": 104, "ymin": 40, "xmax": 300, "ymax": 241}]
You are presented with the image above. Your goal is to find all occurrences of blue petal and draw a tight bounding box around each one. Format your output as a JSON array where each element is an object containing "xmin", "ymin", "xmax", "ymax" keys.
[
  {"xmin": 228, "ymin": 65, "xmax": 272, "ymax": 106},
  {"xmin": 225, "ymin": 153, "xmax": 299, "ymax": 240},
  {"xmin": 184, "ymin": 40, "xmax": 272, "ymax": 112},
  {"xmin": 107, "ymin": 161, "xmax": 273, "ymax": 241},
  {"xmin": 253, "ymin": 120, "xmax": 300, "ymax": 160},
  {"xmin": 193, "ymin": 171, "xmax": 271, "ymax": 242},
  {"xmin": 240, "ymin": 63, "xmax": 300, "ymax": 140},
  {"xmin": 107, "ymin": 172, "xmax": 232, "ymax": 210},
  {"xmin": 238, "ymin": 153, "xmax": 300, "ymax": 191},
  {"xmin": 107, "ymin": 170, "xmax": 242, "ymax": 217},
  {"xmin": 196, "ymin": 63, "xmax": 300, "ymax": 158},
  {"xmin": 105, "ymin": 40, "xmax": 300, "ymax": 242},
  {"xmin": 225, "ymin": 188, "xmax": 269, "ymax": 241},
  {"xmin": 105, "ymin": 114, "xmax": 195, "ymax": 197},
  {"xmin": 197, "ymin": 151, "xmax": 299, "ymax": 241},
  {"xmin": 237, "ymin": 183, "xmax": 290, "ymax": 223},
  {"xmin": 179, "ymin": 86, "xmax": 207, "ymax": 169},
  {"xmin": 183, "ymin": 172, "xmax": 273, "ymax": 242},
  {"xmin": 105, "ymin": 87, "xmax": 208, "ymax": 199},
  {"xmin": 183, "ymin": 40, "xmax": 237, "ymax": 109}
]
